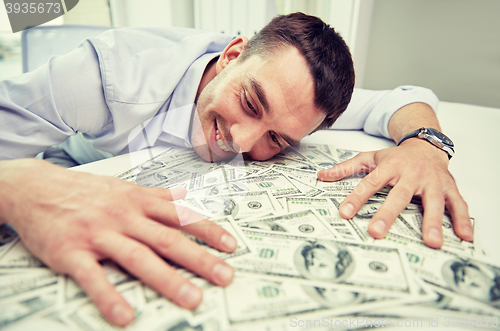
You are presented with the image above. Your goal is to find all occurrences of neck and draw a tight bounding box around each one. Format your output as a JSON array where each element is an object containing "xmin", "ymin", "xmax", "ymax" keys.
[{"xmin": 196, "ymin": 56, "xmax": 219, "ymax": 101}]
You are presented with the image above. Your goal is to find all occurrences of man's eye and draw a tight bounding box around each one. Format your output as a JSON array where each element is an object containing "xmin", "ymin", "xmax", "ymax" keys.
[
  {"xmin": 244, "ymin": 90, "xmax": 257, "ymax": 114},
  {"xmin": 270, "ymin": 132, "xmax": 281, "ymax": 147}
]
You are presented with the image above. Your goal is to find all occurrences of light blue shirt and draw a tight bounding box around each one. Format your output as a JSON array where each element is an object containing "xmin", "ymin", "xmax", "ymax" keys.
[{"xmin": 0, "ymin": 27, "xmax": 439, "ymax": 165}]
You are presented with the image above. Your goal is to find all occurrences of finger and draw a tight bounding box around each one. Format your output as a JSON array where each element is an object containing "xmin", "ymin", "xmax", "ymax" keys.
[
  {"xmin": 92, "ymin": 231, "xmax": 203, "ymax": 310},
  {"xmin": 139, "ymin": 197, "xmax": 238, "ymax": 252},
  {"xmin": 143, "ymin": 187, "xmax": 187, "ymax": 201},
  {"xmin": 180, "ymin": 219, "xmax": 237, "ymax": 253},
  {"xmin": 444, "ymin": 188, "xmax": 473, "ymax": 242},
  {"xmin": 419, "ymin": 183, "xmax": 446, "ymax": 249},
  {"xmin": 317, "ymin": 152, "xmax": 376, "ymax": 182},
  {"xmin": 62, "ymin": 251, "xmax": 135, "ymax": 327},
  {"xmin": 367, "ymin": 180, "xmax": 417, "ymax": 239},
  {"xmin": 140, "ymin": 197, "xmax": 205, "ymax": 228},
  {"xmin": 130, "ymin": 219, "xmax": 234, "ymax": 286},
  {"xmin": 338, "ymin": 167, "xmax": 393, "ymax": 219}
]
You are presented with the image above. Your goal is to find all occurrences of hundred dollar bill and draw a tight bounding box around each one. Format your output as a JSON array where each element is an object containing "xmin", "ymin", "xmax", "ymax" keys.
[
  {"xmin": 287, "ymin": 176, "xmax": 325, "ymax": 198},
  {"xmin": 182, "ymin": 216, "xmax": 251, "ymax": 260},
  {"xmin": 224, "ymin": 276, "xmax": 402, "ymax": 325},
  {"xmin": 186, "ymin": 173, "xmax": 302, "ymax": 200},
  {"xmin": 295, "ymin": 143, "xmax": 339, "ymax": 160},
  {"xmin": 230, "ymin": 230, "xmax": 415, "ymax": 295},
  {"xmin": 0, "ymin": 238, "xmax": 45, "ymax": 268},
  {"xmin": 195, "ymin": 190, "xmax": 281, "ymax": 220},
  {"xmin": 237, "ymin": 210, "xmax": 339, "ymax": 239},
  {"xmin": 0, "ymin": 269, "xmax": 58, "ymax": 303},
  {"xmin": 400, "ymin": 211, "xmax": 476, "ymax": 246},
  {"xmin": 404, "ymin": 245, "xmax": 500, "ymax": 310},
  {"xmin": 286, "ymin": 197, "xmax": 356, "ymax": 240},
  {"xmin": 316, "ymin": 177, "xmax": 364, "ymax": 198},
  {"xmin": 336, "ymin": 148, "xmax": 361, "ymax": 162},
  {"xmin": 295, "ymin": 148, "xmax": 338, "ymax": 170},
  {"xmin": 0, "ymin": 289, "xmax": 58, "ymax": 330},
  {"xmin": 253, "ymin": 155, "xmax": 317, "ymax": 171},
  {"xmin": 63, "ymin": 282, "xmax": 145, "ymax": 331}
]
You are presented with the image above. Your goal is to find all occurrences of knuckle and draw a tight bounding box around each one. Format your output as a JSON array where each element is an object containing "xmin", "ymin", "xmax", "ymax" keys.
[
  {"xmin": 363, "ymin": 173, "xmax": 382, "ymax": 189},
  {"xmin": 123, "ymin": 244, "xmax": 148, "ymax": 268},
  {"xmin": 193, "ymin": 250, "xmax": 214, "ymax": 273},
  {"xmin": 155, "ymin": 228, "xmax": 180, "ymax": 254},
  {"xmin": 391, "ymin": 187, "xmax": 413, "ymax": 203}
]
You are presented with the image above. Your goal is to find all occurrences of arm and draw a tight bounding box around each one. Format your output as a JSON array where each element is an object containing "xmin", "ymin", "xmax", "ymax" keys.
[
  {"xmin": 0, "ymin": 41, "xmax": 236, "ymax": 327},
  {"xmin": 318, "ymin": 98, "xmax": 471, "ymax": 248}
]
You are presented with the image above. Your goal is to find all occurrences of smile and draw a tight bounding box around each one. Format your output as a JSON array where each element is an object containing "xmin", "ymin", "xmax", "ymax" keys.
[{"xmin": 216, "ymin": 127, "xmax": 231, "ymax": 152}]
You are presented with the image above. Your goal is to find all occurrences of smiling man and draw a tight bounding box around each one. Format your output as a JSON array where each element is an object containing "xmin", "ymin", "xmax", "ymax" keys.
[{"xmin": 0, "ymin": 13, "xmax": 471, "ymax": 327}]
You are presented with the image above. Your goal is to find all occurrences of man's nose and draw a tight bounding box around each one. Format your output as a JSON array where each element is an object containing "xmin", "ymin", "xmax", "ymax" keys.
[{"xmin": 230, "ymin": 122, "xmax": 265, "ymax": 153}]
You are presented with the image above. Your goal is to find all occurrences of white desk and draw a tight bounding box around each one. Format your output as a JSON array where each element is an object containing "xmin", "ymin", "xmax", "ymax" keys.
[{"xmin": 74, "ymin": 101, "xmax": 500, "ymax": 260}]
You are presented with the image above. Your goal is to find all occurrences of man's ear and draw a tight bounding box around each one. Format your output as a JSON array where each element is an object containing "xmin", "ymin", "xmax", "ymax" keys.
[{"xmin": 215, "ymin": 37, "xmax": 249, "ymax": 74}]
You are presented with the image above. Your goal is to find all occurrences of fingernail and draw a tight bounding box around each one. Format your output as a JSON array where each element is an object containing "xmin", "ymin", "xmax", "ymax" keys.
[
  {"xmin": 111, "ymin": 304, "xmax": 135, "ymax": 326},
  {"xmin": 221, "ymin": 233, "xmax": 237, "ymax": 251},
  {"xmin": 372, "ymin": 220, "xmax": 386, "ymax": 236},
  {"xmin": 178, "ymin": 283, "xmax": 202, "ymax": 308},
  {"xmin": 213, "ymin": 263, "xmax": 234, "ymax": 284},
  {"xmin": 170, "ymin": 188, "xmax": 187, "ymax": 200},
  {"xmin": 462, "ymin": 226, "xmax": 473, "ymax": 239},
  {"xmin": 341, "ymin": 203, "xmax": 355, "ymax": 218},
  {"xmin": 428, "ymin": 228, "xmax": 441, "ymax": 243}
]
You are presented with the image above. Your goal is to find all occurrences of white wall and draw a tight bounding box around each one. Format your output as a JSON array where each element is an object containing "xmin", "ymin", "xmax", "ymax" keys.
[{"xmin": 362, "ymin": 0, "xmax": 500, "ymax": 109}]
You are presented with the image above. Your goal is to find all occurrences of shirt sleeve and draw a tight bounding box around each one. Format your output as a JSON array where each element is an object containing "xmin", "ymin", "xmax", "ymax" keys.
[
  {"xmin": 0, "ymin": 40, "xmax": 110, "ymax": 160},
  {"xmin": 328, "ymin": 85, "xmax": 440, "ymax": 139}
]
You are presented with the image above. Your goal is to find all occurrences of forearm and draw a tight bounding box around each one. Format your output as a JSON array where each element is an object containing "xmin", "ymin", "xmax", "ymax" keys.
[{"xmin": 388, "ymin": 102, "xmax": 441, "ymax": 143}]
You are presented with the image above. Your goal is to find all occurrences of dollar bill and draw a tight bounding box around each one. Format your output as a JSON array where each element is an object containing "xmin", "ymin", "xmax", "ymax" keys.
[
  {"xmin": 0, "ymin": 239, "xmax": 45, "ymax": 269},
  {"xmin": 0, "ymin": 289, "xmax": 58, "ymax": 329},
  {"xmin": 286, "ymin": 197, "xmax": 357, "ymax": 240},
  {"xmin": 196, "ymin": 190, "xmax": 282, "ymax": 220},
  {"xmin": 404, "ymin": 245, "xmax": 500, "ymax": 310},
  {"xmin": 237, "ymin": 209, "xmax": 339, "ymax": 239},
  {"xmin": 337, "ymin": 149, "xmax": 361, "ymax": 162},
  {"xmin": 224, "ymin": 276, "xmax": 403, "ymax": 325},
  {"xmin": 0, "ymin": 269, "xmax": 58, "ymax": 303},
  {"xmin": 230, "ymin": 230, "xmax": 415, "ymax": 296}
]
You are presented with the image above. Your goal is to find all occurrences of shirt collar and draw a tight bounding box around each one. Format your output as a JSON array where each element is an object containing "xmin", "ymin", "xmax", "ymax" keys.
[{"xmin": 161, "ymin": 52, "xmax": 221, "ymax": 148}]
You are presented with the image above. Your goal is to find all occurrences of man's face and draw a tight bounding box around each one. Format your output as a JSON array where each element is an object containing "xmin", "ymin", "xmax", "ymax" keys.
[
  {"xmin": 191, "ymin": 45, "xmax": 325, "ymax": 162},
  {"xmin": 454, "ymin": 265, "xmax": 493, "ymax": 302},
  {"xmin": 304, "ymin": 247, "xmax": 338, "ymax": 280}
]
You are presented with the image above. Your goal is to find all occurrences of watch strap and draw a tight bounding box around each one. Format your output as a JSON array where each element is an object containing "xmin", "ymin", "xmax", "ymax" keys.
[{"xmin": 397, "ymin": 127, "xmax": 454, "ymax": 159}]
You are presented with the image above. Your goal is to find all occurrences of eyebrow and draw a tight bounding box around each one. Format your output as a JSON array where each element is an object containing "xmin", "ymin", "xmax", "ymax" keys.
[
  {"xmin": 248, "ymin": 76, "xmax": 301, "ymax": 148},
  {"xmin": 249, "ymin": 77, "xmax": 270, "ymax": 114}
]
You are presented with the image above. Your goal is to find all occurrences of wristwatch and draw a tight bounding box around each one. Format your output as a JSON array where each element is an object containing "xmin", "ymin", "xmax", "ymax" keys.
[{"xmin": 397, "ymin": 127, "xmax": 455, "ymax": 159}]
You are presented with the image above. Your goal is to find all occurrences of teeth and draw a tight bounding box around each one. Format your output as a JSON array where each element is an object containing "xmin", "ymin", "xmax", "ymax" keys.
[{"xmin": 215, "ymin": 128, "xmax": 230, "ymax": 152}]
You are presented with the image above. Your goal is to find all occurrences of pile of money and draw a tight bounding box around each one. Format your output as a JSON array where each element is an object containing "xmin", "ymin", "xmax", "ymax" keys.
[{"xmin": 1, "ymin": 144, "xmax": 499, "ymax": 330}]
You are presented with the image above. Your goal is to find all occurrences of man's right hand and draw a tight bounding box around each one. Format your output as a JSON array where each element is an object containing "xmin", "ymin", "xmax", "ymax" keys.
[{"xmin": 0, "ymin": 159, "xmax": 237, "ymax": 327}]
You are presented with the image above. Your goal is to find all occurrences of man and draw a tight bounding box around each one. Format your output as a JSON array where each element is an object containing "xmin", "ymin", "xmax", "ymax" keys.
[
  {"xmin": 0, "ymin": 13, "xmax": 471, "ymax": 327},
  {"xmin": 297, "ymin": 241, "xmax": 353, "ymax": 281}
]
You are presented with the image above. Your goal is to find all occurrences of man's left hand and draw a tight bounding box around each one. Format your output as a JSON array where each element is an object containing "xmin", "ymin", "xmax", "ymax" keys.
[{"xmin": 317, "ymin": 139, "xmax": 472, "ymax": 248}]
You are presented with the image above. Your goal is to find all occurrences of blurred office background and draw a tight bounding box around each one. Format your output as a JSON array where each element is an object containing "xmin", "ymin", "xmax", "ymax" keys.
[{"xmin": 1, "ymin": 0, "xmax": 499, "ymax": 108}]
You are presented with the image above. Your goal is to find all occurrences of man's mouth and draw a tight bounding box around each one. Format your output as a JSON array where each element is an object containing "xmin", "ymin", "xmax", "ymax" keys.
[{"xmin": 210, "ymin": 120, "xmax": 236, "ymax": 157}]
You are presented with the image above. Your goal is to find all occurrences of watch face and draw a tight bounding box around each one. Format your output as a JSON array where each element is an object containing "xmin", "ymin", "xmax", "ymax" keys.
[{"xmin": 427, "ymin": 128, "xmax": 454, "ymax": 147}]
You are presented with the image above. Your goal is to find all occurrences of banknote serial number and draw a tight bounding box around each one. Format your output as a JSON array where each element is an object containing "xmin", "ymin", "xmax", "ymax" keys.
[
  {"xmin": 5, "ymin": 2, "xmax": 62, "ymax": 14},
  {"xmin": 444, "ymin": 316, "xmax": 498, "ymax": 328}
]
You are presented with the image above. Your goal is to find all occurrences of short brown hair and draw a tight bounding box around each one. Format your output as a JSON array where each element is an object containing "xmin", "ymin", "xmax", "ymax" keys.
[{"xmin": 239, "ymin": 12, "xmax": 355, "ymax": 131}]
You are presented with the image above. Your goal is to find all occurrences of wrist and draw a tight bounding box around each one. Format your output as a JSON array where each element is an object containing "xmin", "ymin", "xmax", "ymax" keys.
[{"xmin": 399, "ymin": 138, "xmax": 450, "ymax": 165}]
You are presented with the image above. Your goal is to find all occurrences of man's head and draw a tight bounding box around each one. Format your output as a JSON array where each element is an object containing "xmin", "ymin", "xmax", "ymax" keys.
[
  {"xmin": 300, "ymin": 242, "xmax": 352, "ymax": 280},
  {"xmin": 191, "ymin": 13, "xmax": 355, "ymax": 162},
  {"xmin": 449, "ymin": 261, "xmax": 500, "ymax": 303}
]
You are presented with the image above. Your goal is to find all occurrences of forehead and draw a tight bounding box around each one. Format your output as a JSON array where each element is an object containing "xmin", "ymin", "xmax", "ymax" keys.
[{"xmin": 238, "ymin": 47, "xmax": 325, "ymax": 136}]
